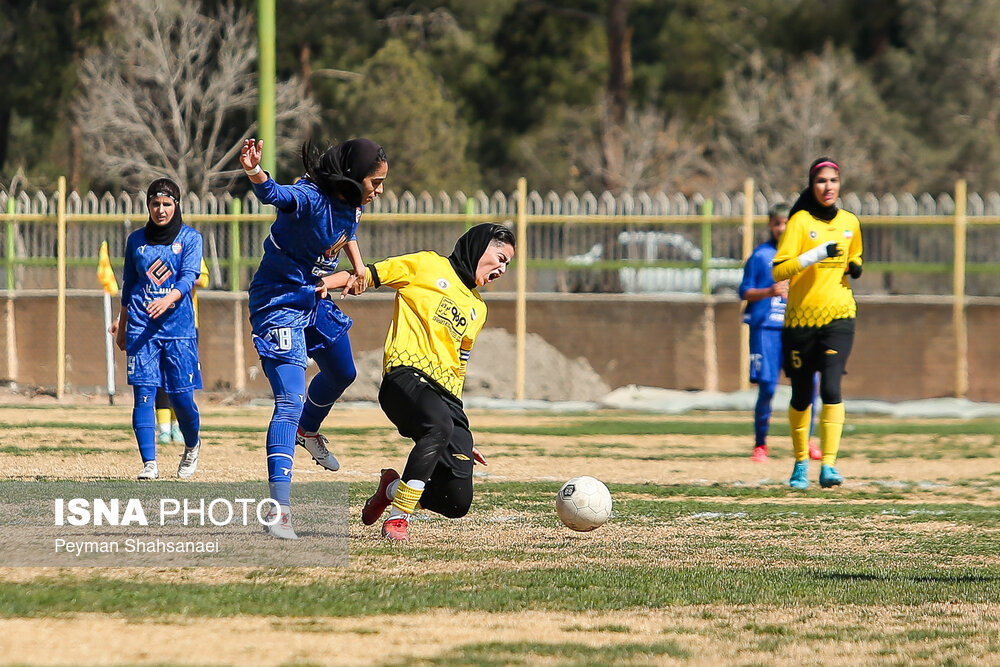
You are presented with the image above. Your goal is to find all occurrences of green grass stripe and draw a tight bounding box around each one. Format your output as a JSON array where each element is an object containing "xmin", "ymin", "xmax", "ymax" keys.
[
  {"xmin": 0, "ymin": 422, "xmax": 388, "ymax": 437},
  {"xmin": 2, "ymin": 565, "xmax": 997, "ymax": 618},
  {"xmin": 421, "ymin": 639, "xmax": 690, "ymax": 665},
  {"xmin": 477, "ymin": 419, "xmax": 1000, "ymax": 437}
]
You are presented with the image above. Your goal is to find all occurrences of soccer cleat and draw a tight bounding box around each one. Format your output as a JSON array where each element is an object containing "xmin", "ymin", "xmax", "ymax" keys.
[
  {"xmin": 808, "ymin": 439, "xmax": 822, "ymax": 461},
  {"xmin": 263, "ymin": 504, "xmax": 298, "ymax": 540},
  {"xmin": 171, "ymin": 423, "xmax": 184, "ymax": 445},
  {"xmin": 177, "ymin": 441, "xmax": 200, "ymax": 479},
  {"xmin": 751, "ymin": 445, "xmax": 768, "ymax": 462},
  {"xmin": 819, "ymin": 465, "xmax": 844, "ymax": 488},
  {"xmin": 789, "ymin": 460, "xmax": 809, "ymax": 490},
  {"xmin": 137, "ymin": 460, "xmax": 159, "ymax": 480},
  {"xmin": 295, "ymin": 430, "xmax": 340, "ymax": 471},
  {"xmin": 362, "ymin": 468, "xmax": 400, "ymax": 525},
  {"xmin": 157, "ymin": 430, "xmax": 171, "ymax": 446},
  {"xmin": 381, "ymin": 517, "xmax": 409, "ymax": 541}
]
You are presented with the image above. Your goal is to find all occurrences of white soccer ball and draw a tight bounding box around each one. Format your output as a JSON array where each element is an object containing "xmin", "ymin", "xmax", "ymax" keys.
[{"xmin": 555, "ymin": 476, "xmax": 612, "ymax": 532}]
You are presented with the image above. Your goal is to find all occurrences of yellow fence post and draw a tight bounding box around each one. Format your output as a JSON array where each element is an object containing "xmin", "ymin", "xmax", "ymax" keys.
[
  {"xmin": 56, "ymin": 176, "xmax": 67, "ymax": 399},
  {"xmin": 515, "ymin": 178, "xmax": 528, "ymax": 401},
  {"xmin": 230, "ymin": 197, "xmax": 246, "ymax": 392},
  {"xmin": 953, "ymin": 179, "xmax": 968, "ymax": 399},
  {"xmin": 5, "ymin": 197, "xmax": 16, "ymax": 386},
  {"xmin": 739, "ymin": 179, "xmax": 754, "ymax": 392}
]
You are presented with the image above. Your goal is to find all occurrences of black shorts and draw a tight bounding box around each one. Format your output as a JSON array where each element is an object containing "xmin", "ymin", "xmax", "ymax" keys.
[
  {"xmin": 782, "ymin": 318, "xmax": 855, "ymax": 380},
  {"xmin": 378, "ymin": 367, "xmax": 475, "ymax": 479}
]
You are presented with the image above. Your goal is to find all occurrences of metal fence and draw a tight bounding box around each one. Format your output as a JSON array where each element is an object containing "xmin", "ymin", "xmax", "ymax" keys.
[{"xmin": 2, "ymin": 183, "xmax": 999, "ymax": 296}]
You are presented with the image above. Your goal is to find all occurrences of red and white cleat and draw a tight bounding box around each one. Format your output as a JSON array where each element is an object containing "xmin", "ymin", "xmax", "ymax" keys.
[
  {"xmin": 381, "ymin": 517, "xmax": 409, "ymax": 541},
  {"xmin": 751, "ymin": 445, "xmax": 768, "ymax": 463}
]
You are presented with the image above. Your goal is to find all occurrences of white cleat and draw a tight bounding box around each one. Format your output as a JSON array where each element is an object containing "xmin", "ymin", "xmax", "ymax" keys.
[
  {"xmin": 295, "ymin": 430, "xmax": 340, "ymax": 471},
  {"xmin": 263, "ymin": 504, "xmax": 298, "ymax": 540},
  {"xmin": 137, "ymin": 460, "xmax": 159, "ymax": 480},
  {"xmin": 177, "ymin": 441, "xmax": 200, "ymax": 479}
]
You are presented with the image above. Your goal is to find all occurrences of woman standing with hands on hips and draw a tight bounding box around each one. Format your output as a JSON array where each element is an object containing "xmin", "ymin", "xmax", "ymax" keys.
[
  {"xmin": 772, "ymin": 157, "xmax": 863, "ymax": 490},
  {"xmin": 241, "ymin": 137, "xmax": 388, "ymax": 539}
]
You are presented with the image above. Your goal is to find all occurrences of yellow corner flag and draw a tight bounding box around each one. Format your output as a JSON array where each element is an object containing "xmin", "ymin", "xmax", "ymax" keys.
[{"xmin": 97, "ymin": 241, "xmax": 119, "ymax": 296}]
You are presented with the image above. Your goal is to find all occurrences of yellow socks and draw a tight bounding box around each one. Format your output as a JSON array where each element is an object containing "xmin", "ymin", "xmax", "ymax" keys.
[
  {"xmin": 820, "ymin": 403, "xmax": 845, "ymax": 466},
  {"xmin": 789, "ymin": 405, "xmax": 812, "ymax": 462},
  {"xmin": 391, "ymin": 481, "xmax": 424, "ymax": 515}
]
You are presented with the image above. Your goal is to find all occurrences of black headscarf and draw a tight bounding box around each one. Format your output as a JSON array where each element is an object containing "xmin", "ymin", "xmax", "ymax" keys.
[
  {"xmin": 301, "ymin": 139, "xmax": 385, "ymax": 208},
  {"xmin": 448, "ymin": 223, "xmax": 510, "ymax": 290},
  {"xmin": 788, "ymin": 157, "xmax": 840, "ymax": 222},
  {"xmin": 143, "ymin": 178, "xmax": 183, "ymax": 245}
]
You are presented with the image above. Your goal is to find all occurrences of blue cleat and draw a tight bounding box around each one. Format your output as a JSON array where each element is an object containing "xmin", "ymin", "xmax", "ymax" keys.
[
  {"xmin": 789, "ymin": 461, "xmax": 809, "ymax": 490},
  {"xmin": 820, "ymin": 465, "xmax": 843, "ymax": 488}
]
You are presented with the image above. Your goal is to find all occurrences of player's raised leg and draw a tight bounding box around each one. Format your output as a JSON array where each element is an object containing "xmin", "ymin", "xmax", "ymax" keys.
[{"xmin": 297, "ymin": 330, "xmax": 356, "ymax": 471}]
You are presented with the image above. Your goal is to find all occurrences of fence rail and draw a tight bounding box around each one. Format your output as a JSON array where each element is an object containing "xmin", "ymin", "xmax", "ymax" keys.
[{"xmin": 1, "ymin": 181, "xmax": 998, "ymax": 297}]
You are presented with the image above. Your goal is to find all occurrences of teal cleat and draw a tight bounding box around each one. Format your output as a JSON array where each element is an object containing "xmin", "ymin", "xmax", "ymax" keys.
[
  {"xmin": 820, "ymin": 465, "xmax": 843, "ymax": 488},
  {"xmin": 157, "ymin": 430, "xmax": 171, "ymax": 446},
  {"xmin": 789, "ymin": 461, "xmax": 809, "ymax": 490}
]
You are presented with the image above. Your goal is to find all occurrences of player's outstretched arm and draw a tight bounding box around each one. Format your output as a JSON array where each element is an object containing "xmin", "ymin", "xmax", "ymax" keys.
[{"xmin": 316, "ymin": 268, "xmax": 369, "ymax": 299}]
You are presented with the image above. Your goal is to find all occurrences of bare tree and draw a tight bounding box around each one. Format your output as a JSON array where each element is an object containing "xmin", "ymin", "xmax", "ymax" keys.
[
  {"xmin": 76, "ymin": 0, "xmax": 318, "ymax": 195},
  {"xmin": 714, "ymin": 45, "xmax": 910, "ymax": 194}
]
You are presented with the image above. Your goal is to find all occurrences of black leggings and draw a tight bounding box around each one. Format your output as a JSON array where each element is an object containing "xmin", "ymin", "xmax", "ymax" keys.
[
  {"xmin": 378, "ymin": 367, "xmax": 475, "ymax": 518},
  {"xmin": 783, "ymin": 319, "xmax": 855, "ymax": 411}
]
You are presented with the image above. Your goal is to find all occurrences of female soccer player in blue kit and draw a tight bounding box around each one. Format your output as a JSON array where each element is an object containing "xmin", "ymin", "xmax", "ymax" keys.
[
  {"xmin": 740, "ymin": 204, "xmax": 821, "ymax": 463},
  {"xmin": 111, "ymin": 178, "xmax": 203, "ymax": 480},
  {"xmin": 241, "ymin": 137, "xmax": 388, "ymax": 539}
]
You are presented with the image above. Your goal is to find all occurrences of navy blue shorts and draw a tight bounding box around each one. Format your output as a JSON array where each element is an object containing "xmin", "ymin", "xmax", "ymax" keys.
[
  {"xmin": 126, "ymin": 337, "xmax": 202, "ymax": 392},
  {"xmin": 252, "ymin": 298, "xmax": 353, "ymax": 368}
]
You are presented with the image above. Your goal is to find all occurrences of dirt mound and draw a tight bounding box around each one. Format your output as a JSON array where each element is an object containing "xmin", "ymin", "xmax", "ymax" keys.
[{"xmin": 340, "ymin": 328, "xmax": 610, "ymax": 403}]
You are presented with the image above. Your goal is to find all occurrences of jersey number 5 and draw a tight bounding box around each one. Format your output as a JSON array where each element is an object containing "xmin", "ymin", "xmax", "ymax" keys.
[{"xmin": 790, "ymin": 350, "xmax": 802, "ymax": 369}]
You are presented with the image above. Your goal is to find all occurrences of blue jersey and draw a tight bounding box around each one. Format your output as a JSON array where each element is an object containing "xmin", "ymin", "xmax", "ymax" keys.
[
  {"xmin": 739, "ymin": 239, "xmax": 786, "ymax": 329},
  {"xmin": 120, "ymin": 225, "xmax": 203, "ymax": 343},
  {"xmin": 248, "ymin": 177, "xmax": 361, "ymax": 325}
]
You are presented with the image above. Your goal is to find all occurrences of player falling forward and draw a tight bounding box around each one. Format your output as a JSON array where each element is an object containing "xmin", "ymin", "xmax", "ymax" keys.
[
  {"xmin": 317, "ymin": 223, "xmax": 515, "ymax": 541},
  {"xmin": 773, "ymin": 157, "xmax": 863, "ymax": 489},
  {"xmin": 111, "ymin": 178, "xmax": 204, "ymax": 480}
]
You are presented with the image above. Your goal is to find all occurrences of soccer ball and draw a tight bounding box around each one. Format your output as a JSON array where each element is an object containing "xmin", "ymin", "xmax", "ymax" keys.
[{"xmin": 555, "ymin": 476, "xmax": 612, "ymax": 532}]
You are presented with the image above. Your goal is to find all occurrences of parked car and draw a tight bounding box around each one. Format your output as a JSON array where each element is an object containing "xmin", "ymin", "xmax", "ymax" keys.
[{"xmin": 566, "ymin": 231, "xmax": 743, "ymax": 294}]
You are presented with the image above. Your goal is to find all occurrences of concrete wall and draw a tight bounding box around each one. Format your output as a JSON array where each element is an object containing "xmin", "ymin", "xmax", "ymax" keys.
[{"xmin": 2, "ymin": 290, "xmax": 997, "ymax": 402}]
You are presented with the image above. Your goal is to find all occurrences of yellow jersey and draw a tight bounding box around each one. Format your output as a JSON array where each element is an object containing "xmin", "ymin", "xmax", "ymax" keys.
[
  {"xmin": 371, "ymin": 251, "xmax": 487, "ymax": 400},
  {"xmin": 773, "ymin": 209, "xmax": 863, "ymax": 328}
]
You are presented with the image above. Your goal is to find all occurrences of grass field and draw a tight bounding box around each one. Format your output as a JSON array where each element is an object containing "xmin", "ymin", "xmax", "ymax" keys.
[{"xmin": 1, "ymin": 398, "xmax": 999, "ymax": 666}]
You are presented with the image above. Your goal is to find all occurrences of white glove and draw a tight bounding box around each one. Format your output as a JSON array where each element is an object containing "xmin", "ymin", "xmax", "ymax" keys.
[{"xmin": 797, "ymin": 241, "xmax": 841, "ymax": 269}]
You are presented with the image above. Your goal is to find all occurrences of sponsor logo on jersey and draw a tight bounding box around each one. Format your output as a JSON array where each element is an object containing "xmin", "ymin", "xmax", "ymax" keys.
[
  {"xmin": 433, "ymin": 297, "xmax": 468, "ymax": 340},
  {"xmin": 171, "ymin": 242, "xmax": 183, "ymax": 254},
  {"xmin": 844, "ymin": 230, "xmax": 853, "ymax": 238},
  {"xmin": 809, "ymin": 231, "xmax": 818, "ymax": 239},
  {"xmin": 311, "ymin": 234, "xmax": 349, "ymax": 276},
  {"xmin": 452, "ymin": 453, "xmax": 471, "ymax": 461},
  {"xmin": 470, "ymin": 308, "xmax": 477, "ymax": 321},
  {"xmin": 355, "ymin": 208, "xmax": 362, "ymax": 223},
  {"xmin": 437, "ymin": 278, "xmax": 450, "ymax": 290},
  {"xmin": 146, "ymin": 258, "xmax": 173, "ymax": 286}
]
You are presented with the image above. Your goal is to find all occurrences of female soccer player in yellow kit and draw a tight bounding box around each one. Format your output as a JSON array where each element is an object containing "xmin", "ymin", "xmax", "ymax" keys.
[
  {"xmin": 773, "ymin": 157, "xmax": 863, "ymax": 490},
  {"xmin": 317, "ymin": 223, "xmax": 515, "ymax": 540}
]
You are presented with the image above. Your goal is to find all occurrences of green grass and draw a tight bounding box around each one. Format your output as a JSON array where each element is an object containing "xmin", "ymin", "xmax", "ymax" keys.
[
  {"xmin": 477, "ymin": 419, "xmax": 1000, "ymax": 437},
  {"xmin": 2, "ymin": 565, "xmax": 998, "ymax": 619},
  {"xmin": 0, "ymin": 445, "xmax": 119, "ymax": 456},
  {"xmin": 410, "ymin": 640, "xmax": 690, "ymax": 666}
]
